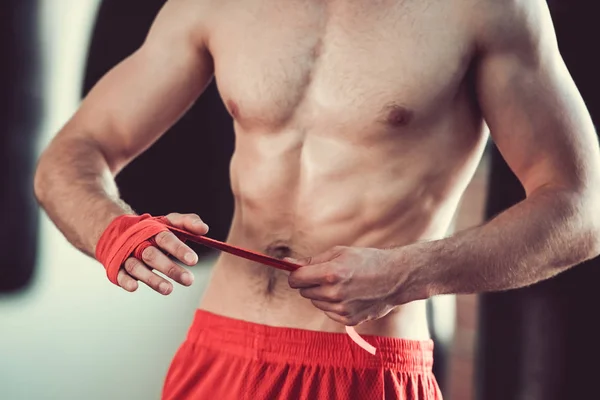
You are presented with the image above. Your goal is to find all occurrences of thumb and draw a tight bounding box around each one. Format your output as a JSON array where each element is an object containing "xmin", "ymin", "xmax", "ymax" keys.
[
  {"xmin": 284, "ymin": 256, "xmax": 311, "ymax": 266},
  {"xmin": 285, "ymin": 246, "xmax": 343, "ymax": 266},
  {"xmin": 164, "ymin": 213, "xmax": 209, "ymax": 235}
]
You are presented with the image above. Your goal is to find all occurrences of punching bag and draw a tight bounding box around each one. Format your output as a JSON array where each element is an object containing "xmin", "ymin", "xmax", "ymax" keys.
[
  {"xmin": 476, "ymin": 2, "xmax": 600, "ymax": 399},
  {"xmin": 0, "ymin": 0, "xmax": 43, "ymax": 292},
  {"xmin": 82, "ymin": 0, "xmax": 235, "ymax": 257}
]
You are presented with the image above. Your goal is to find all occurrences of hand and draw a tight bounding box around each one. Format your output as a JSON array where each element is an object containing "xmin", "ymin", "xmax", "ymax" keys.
[
  {"xmin": 117, "ymin": 213, "xmax": 209, "ymax": 295},
  {"xmin": 287, "ymin": 246, "xmax": 412, "ymax": 326}
]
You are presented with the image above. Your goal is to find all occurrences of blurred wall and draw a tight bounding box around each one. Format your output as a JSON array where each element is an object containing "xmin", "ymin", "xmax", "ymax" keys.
[
  {"xmin": 0, "ymin": 2, "xmax": 213, "ymax": 399},
  {"xmin": 0, "ymin": 0, "xmax": 42, "ymax": 292}
]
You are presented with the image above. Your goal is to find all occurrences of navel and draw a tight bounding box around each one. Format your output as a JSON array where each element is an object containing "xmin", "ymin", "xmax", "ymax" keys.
[{"xmin": 265, "ymin": 242, "xmax": 293, "ymax": 260}]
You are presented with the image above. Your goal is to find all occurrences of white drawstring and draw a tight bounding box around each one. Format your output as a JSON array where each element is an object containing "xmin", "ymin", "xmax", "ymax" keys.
[{"xmin": 345, "ymin": 326, "xmax": 377, "ymax": 355}]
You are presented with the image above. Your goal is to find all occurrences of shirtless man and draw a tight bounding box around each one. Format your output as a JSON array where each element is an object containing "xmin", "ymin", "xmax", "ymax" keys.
[{"xmin": 34, "ymin": 0, "xmax": 600, "ymax": 399}]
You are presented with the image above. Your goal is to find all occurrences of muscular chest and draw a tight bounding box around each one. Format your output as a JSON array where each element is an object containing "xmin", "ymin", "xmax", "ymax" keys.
[{"xmin": 208, "ymin": 0, "xmax": 473, "ymax": 131}]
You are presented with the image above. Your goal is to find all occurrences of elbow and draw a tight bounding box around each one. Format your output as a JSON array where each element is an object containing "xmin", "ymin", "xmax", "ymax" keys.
[
  {"xmin": 582, "ymin": 226, "xmax": 600, "ymax": 263},
  {"xmin": 33, "ymin": 152, "xmax": 50, "ymax": 207},
  {"xmin": 577, "ymin": 189, "xmax": 600, "ymax": 260},
  {"xmin": 33, "ymin": 141, "xmax": 61, "ymax": 209},
  {"xmin": 588, "ymin": 211, "xmax": 600, "ymax": 259},
  {"xmin": 548, "ymin": 184, "xmax": 600, "ymax": 264},
  {"xmin": 591, "ymin": 234, "xmax": 600, "ymax": 260},
  {"xmin": 586, "ymin": 178, "xmax": 600, "ymax": 256}
]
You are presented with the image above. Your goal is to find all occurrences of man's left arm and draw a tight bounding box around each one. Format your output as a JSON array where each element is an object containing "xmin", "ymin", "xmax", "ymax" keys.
[
  {"xmin": 288, "ymin": 0, "xmax": 600, "ymax": 326},
  {"xmin": 412, "ymin": 0, "xmax": 600, "ymax": 298}
]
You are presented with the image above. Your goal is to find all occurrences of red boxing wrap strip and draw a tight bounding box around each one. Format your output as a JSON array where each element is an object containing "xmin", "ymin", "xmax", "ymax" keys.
[
  {"xmin": 96, "ymin": 214, "xmax": 170, "ymax": 285},
  {"xmin": 95, "ymin": 214, "xmax": 377, "ymax": 355}
]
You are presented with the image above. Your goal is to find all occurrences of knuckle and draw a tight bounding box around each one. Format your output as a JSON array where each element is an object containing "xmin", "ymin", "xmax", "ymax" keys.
[
  {"xmin": 117, "ymin": 272, "xmax": 128, "ymax": 285},
  {"xmin": 186, "ymin": 213, "xmax": 201, "ymax": 221},
  {"xmin": 336, "ymin": 266, "xmax": 351, "ymax": 281},
  {"xmin": 337, "ymin": 313, "xmax": 355, "ymax": 325},
  {"xmin": 329, "ymin": 287, "xmax": 345, "ymax": 302},
  {"xmin": 174, "ymin": 242, "xmax": 188, "ymax": 257},
  {"xmin": 325, "ymin": 273, "xmax": 339, "ymax": 284},
  {"xmin": 146, "ymin": 275, "xmax": 161, "ymax": 289},
  {"xmin": 166, "ymin": 213, "xmax": 181, "ymax": 224},
  {"xmin": 335, "ymin": 305, "xmax": 350, "ymax": 316},
  {"xmin": 124, "ymin": 259, "xmax": 138, "ymax": 274},
  {"xmin": 165, "ymin": 264, "xmax": 179, "ymax": 279},
  {"xmin": 154, "ymin": 231, "xmax": 171, "ymax": 247},
  {"xmin": 142, "ymin": 247, "xmax": 157, "ymax": 263}
]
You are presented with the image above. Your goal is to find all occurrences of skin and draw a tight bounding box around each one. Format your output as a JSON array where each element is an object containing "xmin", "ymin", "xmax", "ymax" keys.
[{"xmin": 35, "ymin": 0, "xmax": 600, "ymax": 340}]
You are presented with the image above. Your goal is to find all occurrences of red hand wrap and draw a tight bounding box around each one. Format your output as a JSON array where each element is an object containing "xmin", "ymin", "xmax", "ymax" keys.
[{"xmin": 95, "ymin": 214, "xmax": 170, "ymax": 285}]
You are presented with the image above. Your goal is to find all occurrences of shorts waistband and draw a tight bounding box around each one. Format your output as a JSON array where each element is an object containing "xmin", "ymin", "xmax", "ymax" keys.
[{"xmin": 186, "ymin": 309, "xmax": 434, "ymax": 372}]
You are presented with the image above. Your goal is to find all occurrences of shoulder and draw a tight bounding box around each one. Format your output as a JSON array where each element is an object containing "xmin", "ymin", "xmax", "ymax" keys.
[
  {"xmin": 466, "ymin": 0, "xmax": 555, "ymax": 55},
  {"xmin": 147, "ymin": 0, "xmax": 217, "ymax": 46}
]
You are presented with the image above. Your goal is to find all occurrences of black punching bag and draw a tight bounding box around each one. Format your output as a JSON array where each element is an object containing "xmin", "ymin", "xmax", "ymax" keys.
[
  {"xmin": 476, "ymin": 3, "xmax": 600, "ymax": 399},
  {"xmin": 0, "ymin": 1, "xmax": 43, "ymax": 292},
  {"xmin": 83, "ymin": 0, "xmax": 235, "ymax": 257}
]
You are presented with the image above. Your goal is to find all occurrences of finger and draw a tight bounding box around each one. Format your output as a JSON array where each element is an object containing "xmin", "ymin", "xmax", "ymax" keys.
[
  {"xmin": 154, "ymin": 230, "xmax": 198, "ymax": 266},
  {"xmin": 288, "ymin": 268, "xmax": 322, "ymax": 289},
  {"xmin": 285, "ymin": 246, "xmax": 344, "ymax": 266},
  {"xmin": 140, "ymin": 246, "xmax": 194, "ymax": 287},
  {"xmin": 124, "ymin": 257, "xmax": 173, "ymax": 295},
  {"xmin": 299, "ymin": 286, "xmax": 344, "ymax": 302},
  {"xmin": 288, "ymin": 264, "xmax": 340, "ymax": 288},
  {"xmin": 117, "ymin": 267, "xmax": 139, "ymax": 292},
  {"xmin": 324, "ymin": 311, "xmax": 354, "ymax": 326},
  {"xmin": 165, "ymin": 213, "xmax": 209, "ymax": 235},
  {"xmin": 311, "ymin": 300, "xmax": 350, "ymax": 316},
  {"xmin": 325, "ymin": 310, "xmax": 366, "ymax": 327}
]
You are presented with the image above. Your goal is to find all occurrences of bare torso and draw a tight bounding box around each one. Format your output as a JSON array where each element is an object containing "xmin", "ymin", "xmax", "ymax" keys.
[{"xmin": 194, "ymin": 0, "xmax": 488, "ymax": 339}]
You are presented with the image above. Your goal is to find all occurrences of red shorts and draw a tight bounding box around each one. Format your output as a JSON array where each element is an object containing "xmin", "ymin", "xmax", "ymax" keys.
[{"xmin": 162, "ymin": 310, "xmax": 442, "ymax": 400}]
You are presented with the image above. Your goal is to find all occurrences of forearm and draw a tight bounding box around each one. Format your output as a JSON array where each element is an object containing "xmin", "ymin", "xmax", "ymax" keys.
[
  {"xmin": 34, "ymin": 134, "xmax": 134, "ymax": 257},
  {"xmin": 399, "ymin": 186, "xmax": 600, "ymax": 299}
]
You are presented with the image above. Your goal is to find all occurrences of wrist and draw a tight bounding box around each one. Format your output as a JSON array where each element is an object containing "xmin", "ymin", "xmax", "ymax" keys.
[
  {"xmin": 90, "ymin": 207, "xmax": 137, "ymax": 254},
  {"xmin": 385, "ymin": 243, "xmax": 437, "ymax": 305}
]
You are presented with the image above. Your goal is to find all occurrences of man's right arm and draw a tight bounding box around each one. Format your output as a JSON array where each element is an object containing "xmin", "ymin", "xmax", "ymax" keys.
[{"xmin": 34, "ymin": 0, "xmax": 213, "ymax": 292}]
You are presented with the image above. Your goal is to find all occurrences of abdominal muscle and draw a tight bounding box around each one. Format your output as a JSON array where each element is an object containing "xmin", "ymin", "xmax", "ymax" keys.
[{"xmin": 195, "ymin": 132, "xmax": 467, "ymax": 341}]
